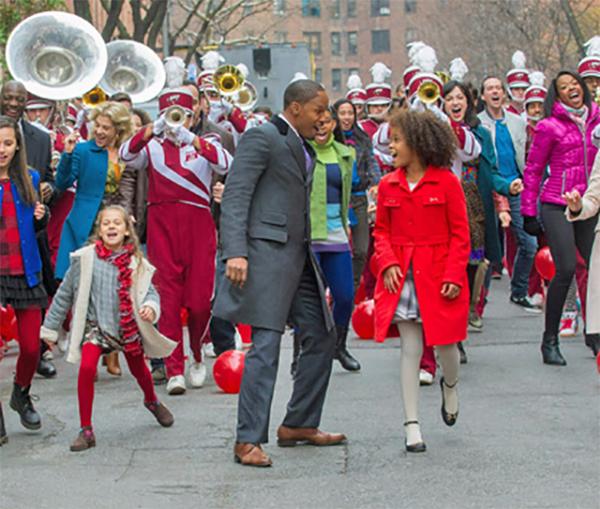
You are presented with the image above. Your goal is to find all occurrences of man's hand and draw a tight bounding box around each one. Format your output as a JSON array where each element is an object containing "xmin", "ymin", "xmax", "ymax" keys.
[
  {"xmin": 563, "ymin": 190, "xmax": 583, "ymax": 213},
  {"xmin": 40, "ymin": 181, "xmax": 53, "ymax": 202},
  {"xmin": 441, "ymin": 283, "xmax": 461, "ymax": 299},
  {"xmin": 225, "ymin": 257, "xmax": 248, "ymax": 288},
  {"xmin": 383, "ymin": 265, "xmax": 403, "ymax": 293},
  {"xmin": 212, "ymin": 182, "xmax": 225, "ymax": 204},
  {"xmin": 509, "ymin": 178, "xmax": 524, "ymax": 195},
  {"xmin": 139, "ymin": 306, "xmax": 156, "ymax": 323}
]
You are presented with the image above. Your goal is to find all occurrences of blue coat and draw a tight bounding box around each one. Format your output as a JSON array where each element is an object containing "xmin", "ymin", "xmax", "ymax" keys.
[
  {"xmin": 55, "ymin": 140, "xmax": 108, "ymax": 279},
  {"xmin": 473, "ymin": 125, "xmax": 511, "ymax": 264},
  {"xmin": 0, "ymin": 170, "xmax": 43, "ymax": 287}
]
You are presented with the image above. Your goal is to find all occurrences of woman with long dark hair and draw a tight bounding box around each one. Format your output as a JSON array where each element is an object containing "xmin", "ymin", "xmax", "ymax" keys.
[
  {"xmin": 442, "ymin": 80, "xmax": 519, "ymax": 348},
  {"xmin": 0, "ymin": 116, "xmax": 49, "ymax": 439},
  {"xmin": 522, "ymin": 70, "xmax": 600, "ymax": 365},
  {"xmin": 332, "ymin": 98, "xmax": 381, "ymax": 291}
]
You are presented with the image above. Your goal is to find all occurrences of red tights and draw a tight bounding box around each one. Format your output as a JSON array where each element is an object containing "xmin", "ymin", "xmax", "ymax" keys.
[
  {"xmin": 78, "ymin": 342, "xmax": 157, "ymax": 428},
  {"xmin": 14, "ymin": 307, "xmax": 42, "ymax": 387}
]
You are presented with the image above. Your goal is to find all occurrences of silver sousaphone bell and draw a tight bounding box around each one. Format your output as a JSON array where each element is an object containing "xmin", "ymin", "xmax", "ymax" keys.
[
  {"xmin": 6, "ymin": 11, "xmax": 107, "ymax": 101},
  {"xmin": 101, "ymin": 40, "xmax": 166, "ymax": 104}
]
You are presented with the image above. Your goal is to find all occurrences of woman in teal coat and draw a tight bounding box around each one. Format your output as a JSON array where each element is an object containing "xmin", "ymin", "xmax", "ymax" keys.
[{"xmin": 55, "ymin": 102, "xmax": 132, "ymax": 280}]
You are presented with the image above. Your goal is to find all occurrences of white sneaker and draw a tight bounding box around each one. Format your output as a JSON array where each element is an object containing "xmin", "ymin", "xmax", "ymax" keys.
[
  {"xmin": 189, "ymin": 362, "xmax": 207, "ymax": 388},
  {"xmin": 166, "ymin": 375, "xmax": 186, "ymax": 395},
  {"xmin": 203, "ymin": 342, "xmax": 217, "ymax": 358},
  {"xmin": 559, "ymin": 311, "xmax": 579, "ymax": 337},
  {"xmin": 529, "ymin": 293, "xmax": 544, "ymax": 308},
  {"xmin": 419, "ymin": 369, "xmax": 434, "ymax": 386}
]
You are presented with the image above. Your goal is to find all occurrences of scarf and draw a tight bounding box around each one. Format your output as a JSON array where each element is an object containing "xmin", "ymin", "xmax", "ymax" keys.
[
  {"xmin": 561, "ymin": 102, "xmax": 588, "ymax": 132},
  {"xmin": 94, "ymin": 240, "xmax": 142, "ymax": 355},
  {"xmin": 343, "ymin": 129, "xmax": 357, "ymax": 147}
]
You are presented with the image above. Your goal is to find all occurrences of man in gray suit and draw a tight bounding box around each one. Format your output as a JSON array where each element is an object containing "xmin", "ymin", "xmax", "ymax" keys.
[{"xmin": 213, "ymin": 79, "xmax": 346, "ymax": 467}]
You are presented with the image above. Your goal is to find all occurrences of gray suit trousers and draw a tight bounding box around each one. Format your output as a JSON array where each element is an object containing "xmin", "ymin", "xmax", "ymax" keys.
[{"xmin": 236, "ymin": 261, "xmax": 336, "ymax": 444}]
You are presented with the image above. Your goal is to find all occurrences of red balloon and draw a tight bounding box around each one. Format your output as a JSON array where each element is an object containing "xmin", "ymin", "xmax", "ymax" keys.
[
  {"xmin": 213, "ymin": 350, "xmax": 246, "ymax": 394},
  {"xmin": 0, "ymin": 305, "xmax": 18, "ymax": 342},
  {"xmin": 237, "ymin": 324, "xmax": 252, "ymax": 344},
  {"xmin": 352, "ymin": 299, "xmax": 375, "ymax": 340},
  {"xmin": 535, "ymin": 246, "xmax": 556, "ymax": 281}
]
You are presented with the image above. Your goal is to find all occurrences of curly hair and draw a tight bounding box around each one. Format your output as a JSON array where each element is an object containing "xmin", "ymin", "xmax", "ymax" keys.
[
  {"xmin": 89, "ymin": 101, "xmax": 133, "ymax": 148},
  {"xmin": 388, "ymin": 110, "xmax": 456, "ymax": 168}
]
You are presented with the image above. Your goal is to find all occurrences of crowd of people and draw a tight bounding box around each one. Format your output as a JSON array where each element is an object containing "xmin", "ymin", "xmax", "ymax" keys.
[{"xmin": 1, "ymin": 38, "xmax": 600, "ymax": 465}]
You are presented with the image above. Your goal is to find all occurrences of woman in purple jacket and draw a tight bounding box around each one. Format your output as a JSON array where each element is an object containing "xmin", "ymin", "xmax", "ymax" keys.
[{"xmin": 522, "ymin": 71, "xmax": 600, "ymax": 366}]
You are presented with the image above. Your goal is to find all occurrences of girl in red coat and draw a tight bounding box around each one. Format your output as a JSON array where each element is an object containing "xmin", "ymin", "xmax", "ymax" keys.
[{"xmin": 372, "ymin": 110, "xmax": 470, "ymax": 452}]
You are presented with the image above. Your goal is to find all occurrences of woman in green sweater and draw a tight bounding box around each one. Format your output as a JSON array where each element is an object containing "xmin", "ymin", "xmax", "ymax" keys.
[{"xmin": 302, "ymin": 107, "xmax": 360, "ymax": 372}]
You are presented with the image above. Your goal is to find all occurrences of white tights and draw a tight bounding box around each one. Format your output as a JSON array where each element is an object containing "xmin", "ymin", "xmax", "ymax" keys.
[{"xmin": 397, "ymin": 321, "xmax": 460, "ymax": 445}]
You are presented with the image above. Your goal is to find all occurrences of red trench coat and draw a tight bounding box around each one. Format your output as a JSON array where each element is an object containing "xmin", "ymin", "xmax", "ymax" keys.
[{"xmin": 372, "ymin": 167, "xmax": 470, "ymax": 345}]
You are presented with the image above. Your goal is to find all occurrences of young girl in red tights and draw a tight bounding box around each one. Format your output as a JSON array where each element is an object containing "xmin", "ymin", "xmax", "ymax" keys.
[
  {"xmin": 0, "ymin": 116, "xmax": 48, "ymax": 441},
  {"xmin": 41, "ymin": 205, "xmax": 177, "ymax": 451}
]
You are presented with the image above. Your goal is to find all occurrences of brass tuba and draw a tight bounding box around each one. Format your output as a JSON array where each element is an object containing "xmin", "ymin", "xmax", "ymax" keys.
[
  {"xmin": 5, "ymin": 11, "xmax": 107, "ymax": 101},
  {"xmin": 82, "ymin": 86, "xmax": 108, "ymax": 108},
  {"xmin": 233, "ymin": 81, "xmax": 258, "ymax": 112},
  {"xmin": 212, "ymin": 64, "xmax": 245, "ymax": 96},
  {"xmin": 100, "ymin": 40, "xmax": 166, "ymax": 103}
]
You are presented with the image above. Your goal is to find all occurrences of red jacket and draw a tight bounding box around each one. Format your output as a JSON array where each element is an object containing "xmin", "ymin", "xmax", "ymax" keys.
[{"xmin": 372, "ymin": 167, "xmax": 470, "ymax": 345}]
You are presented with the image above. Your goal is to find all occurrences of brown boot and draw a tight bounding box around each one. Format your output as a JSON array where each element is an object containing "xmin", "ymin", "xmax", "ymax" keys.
[
  {"xmin": 277, "ymin": 425, "xmax": 347, "ymax": 447},
  {"xmin": 233, "ymin": 443, "xmax": 272, "ymax": 467},
  {"xmin": 70, "ymin": 427, "xmax": 96, "ymax": 452},
  {"xmin": 105, "ymin": 351, "xmax": 121, "ymax": 376},
  {"xmin": 144, "ymin": 401, "xmax": 174, "ymax": 427}
]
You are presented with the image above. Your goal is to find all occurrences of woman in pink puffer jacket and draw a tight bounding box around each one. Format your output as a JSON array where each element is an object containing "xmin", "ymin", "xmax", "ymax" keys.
[{"xmin": 522, "ymin": 70, "xmax": 600, "ymax": 366}]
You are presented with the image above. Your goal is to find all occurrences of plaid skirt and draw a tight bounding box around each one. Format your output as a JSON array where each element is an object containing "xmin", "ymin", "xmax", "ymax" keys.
[{"xmin": 0, "ymin": 274, "xmax": 47, "ymax": 309}]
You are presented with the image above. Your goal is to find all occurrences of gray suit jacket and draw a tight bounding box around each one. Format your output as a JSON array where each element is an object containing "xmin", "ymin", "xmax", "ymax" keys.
[{"xmin": 213, "ymin": 116, "xmax": 333, "ymax": 332}]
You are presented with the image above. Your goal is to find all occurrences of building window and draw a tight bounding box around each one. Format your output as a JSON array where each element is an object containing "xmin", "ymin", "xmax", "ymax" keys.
[
  {"xmin": 405, "ymin": 0, "xmax": 417, "ymax": 13},
  {"xmin": 347, "ymin": 0, "xmax": 357, "ymax": 17},
  {"xmin": 302, "ymin": 0, "xmax": 321, "ymax": 16},
  {"xmin": 347, "ymin": 31, "xmax": 358, "ymax": 55},
  {"xmin": 303, "ymin": 31, "xmax": 322, "ymax": 55},
  {"xmin": 347, "ymin": 67, "xmax": 360, "ymax": 79},
  {"xmin": 315, "ymin": 67, "xmax": 323, "ymax": 83},
  {"xmin": 331, "ymin": 32, "xmax": 341, "ymax": 56},
  {"xmin": 405, "ymin": 27, "xmax": 418, "ymax": 44},
  {"xmin": 275, "ymin": 31, "xmax": 288, "ymax": 43},
  {"xmin": 371, "ymin": 30, "xmax": 390, "ymax": 53},
  {"xmin": 330, "ymin": 0, "xmax": 341, "ymax": 18},
  {"xmin": 332, "ymin": 68, "xmax": 342, "ymax": 91},
  {"xmin": 274, "ymin": 0, "xmax": 286, "ymax": 14},
  {"xmin": 371, "ymin": 0, "xmax": 390, "ymax": 17}
]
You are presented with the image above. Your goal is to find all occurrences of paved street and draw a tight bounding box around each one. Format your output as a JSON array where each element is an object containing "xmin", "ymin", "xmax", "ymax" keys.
[{"xmin": 1, "ymin": 278, "xmax": 598, "ymax": 509}]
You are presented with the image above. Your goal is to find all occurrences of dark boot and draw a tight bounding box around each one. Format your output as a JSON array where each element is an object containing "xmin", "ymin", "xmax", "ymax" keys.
[
  {"xmin": 334, "ymin": 325, "xmax": 361, "ymax": 372},
  {"xmin": 584, "ymin": 333, "xmax": 600, "ymax": 356},
  {"xmin": 541, "ymin": 332, "xmax": 567, "ymax": 366},
  {"xmin": 457, "ymin": 342, "xmax": 467, "ymax": 364},
  {"xmin": 0, "ymin": 402, "xmax": 7, "ymax": 446},
  {"xmin": 37, "ymin": 351, "xmax": 57, "ymax": 379},
  {"xmin": 9, "ymin": 382, "xmax": 41, "ymax": 430}
]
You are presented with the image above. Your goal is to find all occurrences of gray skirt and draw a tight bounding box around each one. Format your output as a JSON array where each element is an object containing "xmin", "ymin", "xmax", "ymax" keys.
[{"xmin": 392, "ymin": 266, "xmax": 421, "ymax": 322}]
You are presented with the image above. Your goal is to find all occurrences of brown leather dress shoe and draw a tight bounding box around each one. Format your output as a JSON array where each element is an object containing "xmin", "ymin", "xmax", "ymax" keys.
[
  {"xmin": 276, "ymin": 425, "xmax": 347, "ymax": 447},
  {"xmin": 105, "ymin": 351, "xmax": 122, "ymax": 376},
  {"xmin": 70, "ymin": 427, "xmax": 96, "ymax": 452},
  {"xmin": 234, "ymin": 443, "xmax": 272, "ymax": 467},
  {"xmin": 145, "ymin": 401, "xmax": 174, "ymax": 427}
]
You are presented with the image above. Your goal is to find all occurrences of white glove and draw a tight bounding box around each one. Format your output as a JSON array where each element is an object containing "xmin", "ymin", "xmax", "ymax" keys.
[
  {"xmin": 174, "ymin": 125, "xmax": 196, "ymax": 146},
  {"xmin": 152, "ymin": 115, "xmax": 167, "ymax": 136},
  {"xmin": 426, "ymin": 103, "xmax": 449, "ymax": 123},
  {"xmin": 221, "ymin": 99, "xmax": 234, "ymax": 115}
]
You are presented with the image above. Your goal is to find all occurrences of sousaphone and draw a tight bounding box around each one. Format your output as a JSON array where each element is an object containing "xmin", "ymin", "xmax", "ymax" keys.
[
  {"xmin": 101, "ymin": 40, "xmax": 166, "ymax": 104},
  {"xmin": 6, "ymin": 11, "xmax": 107, "ymax": 101}
]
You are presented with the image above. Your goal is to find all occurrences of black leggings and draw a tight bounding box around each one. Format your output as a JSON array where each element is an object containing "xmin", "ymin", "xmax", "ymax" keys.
[{"xmin": 541, "ymin": 203, "xmax": 598, "ymax": 335}]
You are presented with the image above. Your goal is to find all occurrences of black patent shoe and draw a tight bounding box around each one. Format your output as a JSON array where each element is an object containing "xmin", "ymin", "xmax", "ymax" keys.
[
  {"xmin": 404, "ymin": 421, "xmax": 426, "ymax": 453},
  {"xmin": 10, "ymin": 382, "xmax": 41, "ymax": 430},
  {"xmin": 440, "ymin": 377, "xmax": 458, "ymax": 426},
  {"xmin": 334, "ymin": 325, "xmax": 361, "ymax": 372},
  {"xmin": 37, "ymin": 358, "xmax": 57, "ymax": 378},
  {"xmin": 541, "ymin": 333, "xmax": 567, "ymax": 366}
]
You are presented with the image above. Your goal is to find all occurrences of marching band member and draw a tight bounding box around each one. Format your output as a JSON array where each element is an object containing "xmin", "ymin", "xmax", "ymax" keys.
[
  {"xmin": 359, "ymin": 63, "xmax": 392, "ymax": 139},
  {"xmin": 345, "ymin": 72, "xmax": 367, "ymax": 120},
  {"xmin": 506, "ymin": 51, "xmax": 530, "ymax": 117},
  {"xmin": 119, "ymin": 88, "xmax": 233, "ymax": 395},
  {"xmin": 578, "ymin": 36, "xmax": 600, "ymax": 99}
]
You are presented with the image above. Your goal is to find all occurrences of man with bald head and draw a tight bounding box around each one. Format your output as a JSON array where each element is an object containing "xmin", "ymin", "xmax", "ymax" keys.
[{"xmin": 1, "ymin": 80, "xmax": 56, "ymax": 378}]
